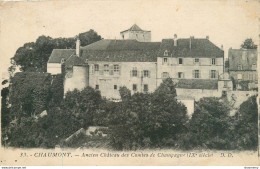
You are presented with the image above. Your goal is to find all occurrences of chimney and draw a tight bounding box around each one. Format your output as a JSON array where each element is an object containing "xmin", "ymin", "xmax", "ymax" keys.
[
  {"xmin": 174, "ymin": 34, "xmax": 177, "ymax": 46},
  {"xmin": 190, "ymin": 36, "xmax": 194, "ymax": 50},
  {"xmin": 221, "ymin": 45, "xmax": 223, "ymax": 50},
  {"xmin": 206, "ymin": 35, "xmax": 209, "ymax": 40},
  {"xmin": 76, "ymin": 37, "xmax": 80, "ymax": 57}
]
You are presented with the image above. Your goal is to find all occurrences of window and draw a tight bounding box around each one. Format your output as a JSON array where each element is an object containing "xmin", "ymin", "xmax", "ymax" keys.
[
  {"xmin": 194, "ymin": 70, "xmax": 200, "ymax": 78},
  {"xmin": 249, "ymin": 74, "xmax": 255, "ymax": 81},
  {"xmin": 143, "ymin": 70, "xmax": 149, "ymax": 77},
  {"xmin": 114, "ymin": 64, "xmax": 119, "ymax": 73},
  {"xmin": 163, "ymin": 58, "xmax": 168, "ymax": 64},
  {"xmin": 224, "ymin": 81, "xmax": 228, "ymax": 88},
  {"xmin": 211, "ymin": 58, "xmax": 216, "ymax": 65},
  {"xmin": 133, "ymin": 84, "xmax": 137, "ymax": 91},
  {"xmin": 164, "ymin": 50, "xmax": 168, "ymax": 56},
  {"xmin": 179, "ymin": 58, "xmax": 183, "ymax": 64},
  {"xmin": 211, "ymin": 70, "xmax": 216, "ymax": 78},
  {"xmin": 144, "ymin": 84, "xmax": 148, "ymax": 92},
  {"xmin": 131, "ymin": 67, "xmax": 138, "ymax": 77},
  {"xmin": 94, "ymin": 64, "xmax": 99, "ymax": 72},
  {"xmin": 104, "ymin": 64, "xmax": 109, "ymax": 73},
  {"xmin": 237, "ymin": 64, "xmax": 242, "ymax": 70},
  {"xmin": 194, "ymin": 58, "xmax": 199, "ymax": 63},
  {"xmin": 178, "ymin": 72, "xmax": 184, "ymax": 78},
  {"xmin": 237, "ymin": 74, "xmax": 242, "ymax": 80},
  {"xmin": 95, "ymin": 85, "xmax": 99, "ymax": 90},
  {"xmin": 114, "ymin": 85, "xmax": 117, "ymax": 90},
  {"xmin": 162, "ymin": 72, "xmax": 169, "ymax": 78},
  {"xmin": 252, "ymin": 63, "xmax": 256, "ymax": 70}
]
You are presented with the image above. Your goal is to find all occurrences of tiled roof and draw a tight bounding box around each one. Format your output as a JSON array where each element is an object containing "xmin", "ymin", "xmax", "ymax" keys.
[
  {"xmin": 228, "ymin": 49, "xmax": 257, "ymax": 71},
  {"xmin": 81, "ymin": 50, "xmax": 159, "ymax": 62},
  {"xmin": 160, "ymin": 38, "xmax": 224, "ymax": 58},
  {"xmin": 48, "ymin": 38, "xmax": 223, "ymax": 63},
  {"xmin": 120, "ymin": 24, "xmax": 150, "ymax": 33},
  {"xmin": 175, "ymin": 79, "xmax": 218, "ymax": 90},
  {"xmin": 48, "ymin": 49, "xmax": 75, "ymax": 63},
  {"xmin": 65, "ymin": 55, "xmax": 86, "ymax": 67},
  {"xmin": 81, "ymin": 39, "xmax": 160, "ymax": 51},
  {"xmin": 81, "ymin": 39, "xmax": 161, "ymax": 62}
]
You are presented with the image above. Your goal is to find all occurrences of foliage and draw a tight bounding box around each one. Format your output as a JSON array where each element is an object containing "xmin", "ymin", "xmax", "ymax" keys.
[
  {"xmin": 233, "ymin": 95, "xmax": 258, "ymax": 150},
  {"xmin": 241, "ymin": 38, "xmax": 257, "ymax": 49},
  {"xmin": 7, "ymin": 107, "xmax": 81, "ymax": 148},
  {"xmin": 9, "ymin": 30, "xmax": 102, "ymax": 73},
  {"xmin": 49, "ymin": 74, "xmax": 64, "ymax": 107},
  {"xmin": 9, "ymin": 72, "xmax": 52, "ymax": 118},
  {"xmin": 109, "ymin": 78, "xmax": 188, "ymax": 150},
  {"xmin": 179, "ymin": 97, "xmax": 233, "ymax": 150},
  {"xmin": 63, "ymin": 87, "xmax": 102, "ymax": 128},
  {"xmin": 1, "ymin": 87, "xmax": 10, "ymax": 130},
  {"xmin": 119, "ymin": 86, "xmax": 131, "ymax": 102}
]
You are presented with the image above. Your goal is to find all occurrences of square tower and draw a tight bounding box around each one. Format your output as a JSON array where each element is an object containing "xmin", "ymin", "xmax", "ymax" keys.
[{"xmin": 120, "ymin": 24, "xmax": 151, "ymax": 42}]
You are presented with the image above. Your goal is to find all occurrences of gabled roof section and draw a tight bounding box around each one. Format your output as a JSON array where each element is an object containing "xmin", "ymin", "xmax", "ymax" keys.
[
  {"xmin": 228, "ymin": 49, "xmax": 257, "ymax": 71},
  {"xmin": 81, "ymin": 39, "xmax": 160, "ymax": 51},
  {"xmin": 160, "ymin": 38, "xmax": 224, "ymax": 58},
  {"xmin": 81, "ymin": 50, "xmax": 159, "ymax": 62},
  {"xmin": 120, "ymin": 24, "xmax": 150, "ymax": 33},
  {"xmin": 81, "ymin": 39, "xmax": 161, "ymax": 62},
  {"xmin": 48, "ymin": 49, "xmax": 75, "ymax": 63},
  {"xmin": 65, "ymin": 55, "xmax": 86, "ymax": 67}
]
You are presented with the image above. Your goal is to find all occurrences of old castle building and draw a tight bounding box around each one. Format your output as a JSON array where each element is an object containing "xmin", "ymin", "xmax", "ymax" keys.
[
  {"xmin": 47, "ymin": 24, "xmax": 232, "ymax": 116},
  {"xmin": 228, "ymin": 48, "xmax": 258, "ymax": 90}
]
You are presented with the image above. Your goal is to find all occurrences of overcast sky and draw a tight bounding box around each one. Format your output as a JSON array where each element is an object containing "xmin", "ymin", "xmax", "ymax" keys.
[{"xmin": 0, "ymin": 0, "xmax": 258, "ymax": 76}]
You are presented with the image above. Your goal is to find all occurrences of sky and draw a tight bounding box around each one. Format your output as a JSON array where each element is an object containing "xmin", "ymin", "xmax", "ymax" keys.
[{"xmin": 0, "ymin": 0, "xmax": 258, "ymax": 77}]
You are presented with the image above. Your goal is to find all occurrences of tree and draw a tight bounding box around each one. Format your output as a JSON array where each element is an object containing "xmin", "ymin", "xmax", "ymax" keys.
[
  {"xmin": 182, "ymin": 97, "xmax": 233, "ymax": 149},
  {"xmin": 241, "ymin": 38, "xmax": 257, "ymax": 49},
  {"xmin": 233, "ymin": 95, "xmax": 258, "ymax": 150},
  {"xmin": 62, "ymin": 87, "xmax": 102, "ymax": 128},
  {"xmin": 8, "ymin": 72, "xmax": 52, "ymax": 119},
  {"xmin": 9, "ymin": 30, "xmax": 102, "ymax": 73},
  {"xmin": 109, "ymin": 78, "xmax": 188, "ymax": 150},
  {"xmin": 119, "ymin": 86, "xmax": 131, "ymax": 102}
]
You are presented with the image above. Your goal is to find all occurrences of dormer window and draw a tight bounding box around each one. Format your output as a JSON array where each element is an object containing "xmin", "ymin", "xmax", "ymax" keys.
[
  {"xmin": 164, "ymin": 50, "xmax": 169, "ymax": 56},
  {"xmin": 194, "ymin": 58, "xmax": 199, "ymax": 63},
  {"xmin": 61, "ymin": 58, "xmax": 65, "ymax": 64}
]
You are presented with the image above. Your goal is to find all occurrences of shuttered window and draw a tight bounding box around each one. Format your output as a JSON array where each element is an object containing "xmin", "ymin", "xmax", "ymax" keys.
[
  {"xmin": 114, "ymin": 65, "xmax": 119, "ymax": 73},
  {"xmin": 143, "ymin": 70, "xmax": 150, "ymax": 78},
  {"xmin": 178, "ymin": 72, "xmax": 184, "ymax": 78},
  {"xmin": 194, "ymin": 70, "xmax": 200, "ymax": 78},
  {"xmin": 94, "ymin": 64, "xmax": 99, "ymax": 72},
  {"xmin": 162, "ymin": 72, "xmax": 169, "ymax": 78},
  {"xmin": 133, "ymin": 84, "xmax": 137, "ymax": 91},
  {"xmin": 144, "ymin": 84, "xmax": 148, "ymax": 92},
  {"xmin": 131, "ymin": 67, "xmax": 138, "ymax": 77},
  {"xmin": 104, "ymin": 64, "xmax": 109, "ymax": 73},
  {"xmin": 211, "ymin": 70, "xmax": 216, "ymax": 78},
  {"xmin": 211, "ymin": 58, "xmax": 216, "ymax": 65}
]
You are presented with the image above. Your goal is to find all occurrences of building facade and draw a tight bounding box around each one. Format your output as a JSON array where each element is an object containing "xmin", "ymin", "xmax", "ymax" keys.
[
  {"xmin": 47, "ymin": 24, "xmax": 229, "ymax": 115},
  {"xmin": 228, "ymin": 48, "xmax": 258, "ymax": 90}
]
